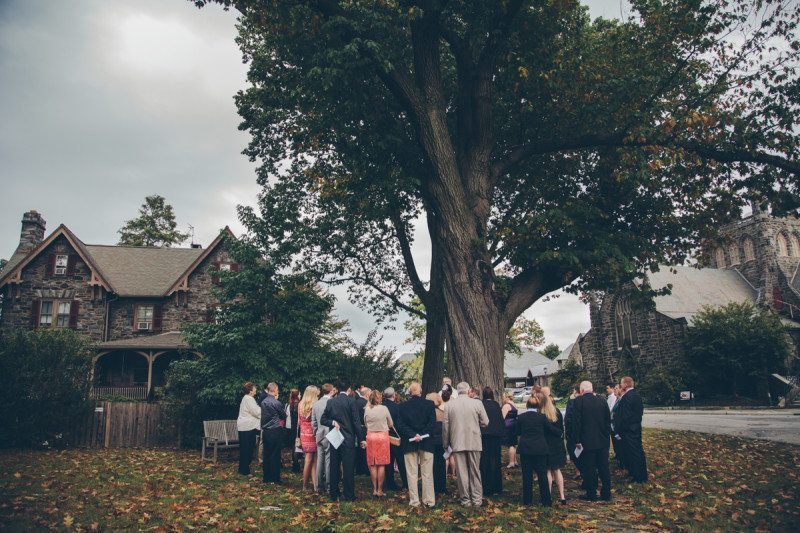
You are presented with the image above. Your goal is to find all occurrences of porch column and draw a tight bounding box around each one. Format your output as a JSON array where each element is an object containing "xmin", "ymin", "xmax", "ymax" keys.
[{"xmin": 146, "ymin": 350, "xmax": 154, "ymax": 396}]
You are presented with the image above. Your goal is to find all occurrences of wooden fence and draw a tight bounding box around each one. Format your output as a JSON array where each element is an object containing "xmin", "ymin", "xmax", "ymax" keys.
[{"xmin": 72, "ymin": 401, "xmax": 176, "ymax": 448}]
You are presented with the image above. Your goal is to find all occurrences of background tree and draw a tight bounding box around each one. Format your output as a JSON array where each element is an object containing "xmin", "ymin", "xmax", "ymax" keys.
[
  {"xmin": 686, "ymin": 302, "xmax": 791, "ymax": 401},
  {"xmin": 550, "ymin": 358, "xmax": 588, "ymax": 399},
  {"xmin": 0, "ymin": 329, "xmax": 93, "ymax": 448},
  {"xmin": 196, "ymin": 0, "xmax": 800, "ymax": 391},
  {"xmin": 542, "ymin": 343, "xmax": 561, "ymax": 361},
  {"xmin": 118, "ymin": 194, "xmax": 190, "ymax": 247},
  {"xmin": 164, "ymin": 234, "xmax": 403, "ymax": 446}
]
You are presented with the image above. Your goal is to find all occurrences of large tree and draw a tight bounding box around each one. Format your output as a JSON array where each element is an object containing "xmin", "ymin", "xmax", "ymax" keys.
[
  {"xmin": 118, "ymin": 194, "xmax": 190, "ymax": 247},
  {"xmin": 196, "ymin": 0, "xmax": 799, "ymax": 391}
]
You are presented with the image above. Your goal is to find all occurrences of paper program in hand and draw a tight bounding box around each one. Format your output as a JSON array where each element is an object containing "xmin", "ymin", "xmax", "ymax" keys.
[{"xmin": 326, "ymin": 426, "xmax": 345, "ymax": 449}]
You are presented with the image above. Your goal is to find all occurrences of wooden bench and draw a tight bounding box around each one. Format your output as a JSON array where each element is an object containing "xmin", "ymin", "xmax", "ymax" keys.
[{"xmin": 202, "ymin": 420, "xmax": 249, "ymax": 464}]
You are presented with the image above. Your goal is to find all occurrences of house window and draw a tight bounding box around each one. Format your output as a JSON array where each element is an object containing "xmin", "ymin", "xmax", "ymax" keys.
[
  {"xmin": 38, "ymin": 300, "xmax": 71, "ymax": 328},
  {"xmin": 219, "ymin": 263, "xmax": 232, "ymax": 272},
  {"xmin": 136, "ymin": 305, "xmax": 154, "ymax": 331},
  {"xmin": 54, "ymin": 254, "xmax": 68, "ymax": 275},
  {"xmin": 56, "ymin": 301, "xmax": 71, "ymax": 327},
  {"xmin": 742, "ymin": 237, "xmax": 755, "ymax": 262},
  {"xmin": 791, "ymin": 234, "xmax": 800, "ymax": 258},
  {"xmin": 728, "ymin": 243, "xmax": 740, "ymax": 266},
  {"xmin": 714, "ymin": 247, "xmax": 726, "ymax": 268},
  {"xmin": 777, "ymin": 233, "xmax": 789, "ymax": 256},
  {"xmin": 615, "ymin": 298, "xmax": 639, "ymax": 349},
  {"xmin": 40, "ymin": 301, "xmax": 53, "ymax": 326}
]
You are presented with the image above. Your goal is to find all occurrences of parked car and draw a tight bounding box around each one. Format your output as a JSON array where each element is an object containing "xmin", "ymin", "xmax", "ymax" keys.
[{"xmin": 514, "ymin": 386, "xmax": 533, "ymax": 402}]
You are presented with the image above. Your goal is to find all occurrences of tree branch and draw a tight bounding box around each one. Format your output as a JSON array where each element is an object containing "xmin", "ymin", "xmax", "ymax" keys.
[
  {"xmin": 389, "ymin": 209, "xmax": 429, "ymax": 305},
  {"xmin": 323, "ymin": 276, "xmax": 427, "ymax": 319}
]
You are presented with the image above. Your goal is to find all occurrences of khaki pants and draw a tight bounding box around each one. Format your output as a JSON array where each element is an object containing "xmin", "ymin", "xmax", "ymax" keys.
[
  {"xmin": 404, "ymin": 450, "xmax": 435, "ymax": 507},
  {"xmin": 453, "ymin": 450, "xmax": 483, "ymax": 506}
]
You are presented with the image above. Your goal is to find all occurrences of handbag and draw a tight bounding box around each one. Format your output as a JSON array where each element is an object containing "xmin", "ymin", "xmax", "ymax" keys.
[
  {"xmin": 389, "ymin": 426, "xmax": 401, "ymax": 447},
  {"xmin": 294, "ymin": 412, "xmax": 303, "ymax": 452}
]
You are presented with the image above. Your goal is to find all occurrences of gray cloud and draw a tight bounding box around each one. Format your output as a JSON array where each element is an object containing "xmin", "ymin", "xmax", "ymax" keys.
[{"xmin": 1, "ymin": 0, "xmax": 626, "ymax": 351}]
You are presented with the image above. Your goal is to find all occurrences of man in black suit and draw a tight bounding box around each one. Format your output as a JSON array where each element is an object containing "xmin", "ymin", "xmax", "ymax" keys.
[
  {"xmin": 382, "ymin": 387, "xmax": 408, "ymax": 491},
  {"xmin": 572, "ymin": 380, "xmax": 612, "ymax": 501},
  {"xmin": 614, "ymin": 376, "xmax": 648, "ymax": 483},
  {"xmin": 320, "ymin": 380, "xmax": 367, "ymax": 501},
  {"xmin": 397, "ymin": 382, "xmax": 437, "ymax": 507}
]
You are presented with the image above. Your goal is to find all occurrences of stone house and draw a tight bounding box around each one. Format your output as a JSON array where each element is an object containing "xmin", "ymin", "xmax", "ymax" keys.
[
  {"xmin": 577, "ymin": 210, "xmax": 800, "ymax": 387},
  {"xmin": 0, "ymin": 211, "xmax": 239, "ymax": 400}
]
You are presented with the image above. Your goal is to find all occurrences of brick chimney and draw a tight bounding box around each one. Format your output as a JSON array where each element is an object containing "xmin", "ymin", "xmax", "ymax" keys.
[{"xmin": 17, "ymin": 210, "xmax": 46, "ymax": 254}]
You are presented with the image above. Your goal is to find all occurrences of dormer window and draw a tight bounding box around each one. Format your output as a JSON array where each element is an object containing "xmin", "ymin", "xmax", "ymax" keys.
[
  {"xmin": 136, "ymin": 305, "xmax": 154, "ymax": 331},
  {"xmin": 54, "ymin": 254, "xmax": 68, "ymax": 275}
]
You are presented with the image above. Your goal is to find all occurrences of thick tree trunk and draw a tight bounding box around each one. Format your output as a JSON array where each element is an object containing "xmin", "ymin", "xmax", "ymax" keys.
[{"xmin": 421, "ymin": 309, "xmax": 447, "ymax": 393}]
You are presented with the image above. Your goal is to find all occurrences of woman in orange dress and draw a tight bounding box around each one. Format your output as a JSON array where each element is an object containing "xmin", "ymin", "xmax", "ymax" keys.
[
  {"xmin": 363, "ymin": 389, "xmax": 394, "ymax": 496},
  {"xmin": 297, "ymin": 385, "xmax": 320, "ymax": 491}
]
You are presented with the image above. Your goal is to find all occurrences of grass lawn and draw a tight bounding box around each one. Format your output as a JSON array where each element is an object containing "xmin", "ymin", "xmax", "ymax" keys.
[{"xmin": 1, "ymin": 429, "xmax": 798, "ymax": 531}]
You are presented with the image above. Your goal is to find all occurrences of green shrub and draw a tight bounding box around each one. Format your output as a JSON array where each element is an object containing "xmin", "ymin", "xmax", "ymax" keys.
[{"xmin": 0, "ymin": 329, "xmax": 93, "ymax": 448}]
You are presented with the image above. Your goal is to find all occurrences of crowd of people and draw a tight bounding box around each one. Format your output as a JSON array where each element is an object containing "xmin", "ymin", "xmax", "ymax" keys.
[{"xmin": 235, "ymin": 374, "xmax": 648, "ymax": 508}]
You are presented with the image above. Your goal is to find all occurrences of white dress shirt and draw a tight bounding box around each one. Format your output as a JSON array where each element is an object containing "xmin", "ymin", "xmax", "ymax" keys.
[{"xmin": 607, "ymin": 393, "xmax": 617, "ymax": 412}]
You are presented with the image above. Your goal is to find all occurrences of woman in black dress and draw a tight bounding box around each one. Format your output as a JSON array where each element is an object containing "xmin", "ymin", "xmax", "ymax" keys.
[
  {"xmin": 501, "ymin": 392, "xmax": 519, "ymax": 468},
  {"xmin": 480, "ymin": 387, "xmax": 505, "ymax": 496},
  {"xmin": 426, "ymin": 392, "xmax": 448, "ymax": 494},
  {"xmin": 540, "ymin": 387, "xmax": 566, "ymax": 504},
  {"xmin": 515, "ymin": 393, "xmax": 559, "ymax": 506}
]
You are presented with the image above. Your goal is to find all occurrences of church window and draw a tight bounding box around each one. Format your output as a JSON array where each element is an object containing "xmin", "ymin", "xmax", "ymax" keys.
[
  {"xmin": 742, "ymin": 237, "xmax": 755, "ymax": 262},
  {"xmin": 728, "ymin": 243, "xmax": 740, "ymax": 265},
  {"xmin": 791, "ymin": 234, "xmax": 800, "ymax": 258},
  {"xmin": 714, "ymin": 247, "xmax": 726, "ymax": 268},
  {"xmin": 615, "ymin": 298, "xmax": 639, "ymax": 349},
  {"xmin": 777, "ymin": 233, "xmax": 789, "ymax": 256}
]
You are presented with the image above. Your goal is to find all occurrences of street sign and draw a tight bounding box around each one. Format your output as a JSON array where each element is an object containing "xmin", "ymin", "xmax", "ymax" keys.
[{"xmin": 680, "ymin": 391, "xmax": 693, "ymax": 401}]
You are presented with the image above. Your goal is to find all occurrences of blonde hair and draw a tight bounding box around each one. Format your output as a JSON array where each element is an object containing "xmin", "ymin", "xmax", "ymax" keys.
[
  {"xmin": 539, "ymin": 392, "xmax": 557, "ymax": 422},
  {"xmin": 299, "ymin": 385, "xmax": 319, "ymax": 418},
  {"xmin": 426, "ymin": 392, "xmax": 442, "ymax": 407}
]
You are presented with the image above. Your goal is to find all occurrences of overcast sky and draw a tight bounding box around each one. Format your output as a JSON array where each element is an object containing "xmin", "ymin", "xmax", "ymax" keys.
[{"xmin": 0, "ymin": 0, "xmax": 629, "ymax": 354}]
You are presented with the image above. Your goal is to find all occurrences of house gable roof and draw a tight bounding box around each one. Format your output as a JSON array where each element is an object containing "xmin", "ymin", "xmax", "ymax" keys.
[
  {"xmin": 0, "ymin": 224, "xmax": 113, "ymax": 291},
  {"xmin": 504, "ymin": 348, "xmax": 552, "ymax": 380},
  {"xmin": 1, "ymin": 225, "xmax": 237, "ymax": 298},
  {"xmin": 165, "ymin": 227, "xmax": 236, "ymax": 295}
]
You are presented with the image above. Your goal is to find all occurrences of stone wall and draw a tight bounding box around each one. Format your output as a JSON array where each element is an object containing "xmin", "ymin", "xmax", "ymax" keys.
[
  {"xmin": 105, "ymin": 243, "xmax": 233, "ymax": 341},
  {"xmin": 580, "ymin": 289, "xmax": 688, "ymax": 385},
  {"xmin": 0, "ymin": 235, "xmax": 106, "ymax": 341}
]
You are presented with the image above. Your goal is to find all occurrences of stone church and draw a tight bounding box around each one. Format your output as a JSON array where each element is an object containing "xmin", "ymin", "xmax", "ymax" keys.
[
  {"xmin": 0, "ymin": 210, "xmax": 238, "ymax": 400},
  {"xmin": 576, "ymin": 209, "xmax": 800, "ymax": 386}
]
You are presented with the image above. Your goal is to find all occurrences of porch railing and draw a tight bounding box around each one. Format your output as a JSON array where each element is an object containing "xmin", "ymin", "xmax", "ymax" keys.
[{"xmin": 91, "ymin": 386, "xmax": 149, "ymax": 400}]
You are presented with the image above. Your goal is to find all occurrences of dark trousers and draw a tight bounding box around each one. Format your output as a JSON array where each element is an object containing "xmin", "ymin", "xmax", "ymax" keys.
[
  {"xmin": 611, "ymin": 434, "xmax": 624, "ymax": 468},
  {"xmin": 262, "ymin": 428, "xmax": 284, "ymax": 483},
  {"xmin": 480, "ymin": 435, "xmax": 503, "ymax": 496},
  {"xmin": 330, "ymin": 445, "xmax": 356, "ymax": 501},
  {"xmin": 238, "ymin": 429, "xmax": 258, "ymax": 475},
  {"xmin": 621, "ymin": 433, "xmax": 648, "ymax": 482},
  {"xmin": 520, "ymin": 454, "xmax": 551, "ymax": 506},
  {"xmin": 567, "ymin": 437, "xmax": 581, "ymax": 474},
  {"xmin": 432, "ymin": 443, "xmax": 447, "ymax": 494},
  {"xmin": 385, "ymin": 443, "xmax": 408, "ymax": 490},
  {"xmin": 580, "ymin": 447, "xmax": 611, "ymax": 499}
]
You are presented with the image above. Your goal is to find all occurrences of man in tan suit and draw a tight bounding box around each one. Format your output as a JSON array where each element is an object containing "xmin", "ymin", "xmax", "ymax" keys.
[{"xmin": 443, "ymin": 381, "xmax": 489, "ymax": 507}]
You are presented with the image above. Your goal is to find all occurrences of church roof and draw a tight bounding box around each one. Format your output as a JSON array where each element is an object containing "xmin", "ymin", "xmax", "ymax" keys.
[
  {"xmin": 504, "ymin": 347, "xmax": 552, "ymax": 379},
  {"xmin": 640, "ymin": 265, "xmax": 757, "ymax": 326}
]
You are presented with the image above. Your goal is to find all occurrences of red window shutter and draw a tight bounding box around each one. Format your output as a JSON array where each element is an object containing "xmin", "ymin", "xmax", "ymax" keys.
[
  {"xmin": 132, "ymin": 304, "xmax": 138, "ymax": 328},
  {"xmin": 66, "ymin": 254, "xmax": 77, "ymax": 276},
  {"xmin": 31, "ymin": 299, "xmax": 40, "ymax": 327},
  {"xmin": 230, "ymin": 263, "xmax": 239, "ymax": 272},
  {"xmin": 153, "ymin": 304, "xmax": 163, "ymax": 332},
  {"xmin": 46, "ymin": 254, "xmax": 56, "ymax": 277},
  {"xmin": 211, "ymin": 262, "xmax": 220, "ymax": 285},
  {"xmin": 69, "ymin": 300, "xmax": 80, "ymax": 329}
]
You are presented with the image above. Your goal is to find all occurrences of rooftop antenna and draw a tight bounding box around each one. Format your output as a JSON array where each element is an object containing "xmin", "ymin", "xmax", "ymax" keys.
[{"xmin": 188, "ymin": 224, "xmax": 195, "ymax": 246}]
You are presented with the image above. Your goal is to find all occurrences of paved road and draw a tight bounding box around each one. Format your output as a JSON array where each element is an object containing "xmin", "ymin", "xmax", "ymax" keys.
[{"xmin": 643, "ymin": 409, "xmax": 800, "ymax": 446}]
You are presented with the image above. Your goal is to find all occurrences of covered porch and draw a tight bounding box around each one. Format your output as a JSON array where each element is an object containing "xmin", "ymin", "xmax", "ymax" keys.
[{"xmin": 92, "ymin": 332, "xmax": 194, "ymax": 401}]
